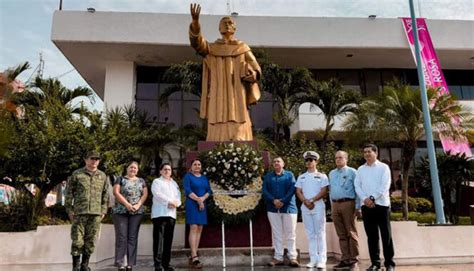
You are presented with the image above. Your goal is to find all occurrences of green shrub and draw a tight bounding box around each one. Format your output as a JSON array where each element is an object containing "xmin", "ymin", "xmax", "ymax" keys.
[
  {"xmin": 391, "ymin": 212, "xmax": 471, "ymax": 225},
  {"xmin": 0, "ymin": 190, "xmax": 43, "ymax": 232},
  {"xmin": 413, "ymin": 197, "xmax": 433, "ymax": 213},
  {"xmin": 391, "ymin": 196, "xmax": 433, "ymax": 213}
]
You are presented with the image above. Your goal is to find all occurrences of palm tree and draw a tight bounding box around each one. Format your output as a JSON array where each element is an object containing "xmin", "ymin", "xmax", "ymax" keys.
[
  {"xmin": 13, "ymin": 77, "xmax": 94, "ymax": 113},
  {"xmin": 344, "ymin": 79, "xmax": 473, "ymax": 220},
  {"xmin": 100, "ymin": 105, "xmax": 176, "ymax": 176},
  {"xmin": 158, "ymin": 61, "xmax": 202, "ymax": 107},
  {"xmin": 303, "ymin": 78, "xmax": 361, "ymax": 149},
  {"xmin": 260, "ymin": 64, "xmax": 317, "ymax": 141}
]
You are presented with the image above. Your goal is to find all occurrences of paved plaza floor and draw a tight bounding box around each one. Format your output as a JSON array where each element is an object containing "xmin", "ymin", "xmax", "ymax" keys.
[{"xmin": 95, "ymin": 264, "xmax": 474, "ymax": 271}]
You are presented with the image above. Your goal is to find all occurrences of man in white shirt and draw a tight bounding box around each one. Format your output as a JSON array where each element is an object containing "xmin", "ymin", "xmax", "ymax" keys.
[
  {"xmin": 295, "ymin": 151, "xmax": 329, "ymax": 269},
  {"xmin": 354, "ymin": 144, "xmax": 395, "ymax": 271}
]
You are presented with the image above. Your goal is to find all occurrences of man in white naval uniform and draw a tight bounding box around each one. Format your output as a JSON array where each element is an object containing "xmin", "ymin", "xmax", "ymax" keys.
[{"xmin": 295, "ymin": 151, "xmax": 329, "ymax": 269}]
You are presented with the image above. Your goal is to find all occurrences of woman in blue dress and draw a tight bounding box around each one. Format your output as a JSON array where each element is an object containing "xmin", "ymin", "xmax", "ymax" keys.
[{"xmin": 184, "ymin": 159, "xmax": 212, "ymax": 269}]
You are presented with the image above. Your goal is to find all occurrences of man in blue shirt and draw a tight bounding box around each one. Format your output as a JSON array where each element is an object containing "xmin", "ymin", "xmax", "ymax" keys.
[
  {"xmin": 329, "ymin": 150, "xmax": 360, "ymax": 269},
  {"xmin": 262, "ymin": 157, "xmax": 299, "ymax": 267}
]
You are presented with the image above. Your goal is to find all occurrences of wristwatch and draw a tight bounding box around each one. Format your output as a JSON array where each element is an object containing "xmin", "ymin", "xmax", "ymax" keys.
[{"xmin": 369, "ymin": 195, "xmax": 375, "ymax": 202}]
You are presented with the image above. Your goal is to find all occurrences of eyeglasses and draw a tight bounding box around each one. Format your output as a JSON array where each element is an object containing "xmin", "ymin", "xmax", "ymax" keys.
[{"xmin": 305, "ymin": 158, "xmax": 315, "ymax": 162}]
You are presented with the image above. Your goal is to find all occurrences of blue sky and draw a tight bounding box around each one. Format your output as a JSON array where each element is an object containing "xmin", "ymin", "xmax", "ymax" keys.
[{"xmin": 1, "ymin": 0, "xmax": 472, "ymax": 110}]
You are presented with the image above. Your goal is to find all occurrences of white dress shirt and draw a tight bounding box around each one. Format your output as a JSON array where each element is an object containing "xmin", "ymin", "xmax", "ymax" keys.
[
  {"xmin": 354, "ymin": 160, "xmax": 391, "ymax": 207},
  {"xmin": 151, "ymin": 176, "xmax": 182, "ymax": 219}
]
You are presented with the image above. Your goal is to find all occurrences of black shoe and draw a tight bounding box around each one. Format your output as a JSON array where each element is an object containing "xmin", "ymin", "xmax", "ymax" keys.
[
  {"xmin": 80, "ymin": 254, "xmax": 91, "ymax": 271},
  {"xmin": 334, "ymin": 261, "xmax": 351, "ymax": 269},
  {"xmin": 385, "ymin": 266, "xmax": 395, "ymax": 271},
  {"xmin": 366, "ymin": 264, "xmax": 381, "ymax": 271},
  {"xmin": 126, "ymin": 266, "xmax": 132, "ymax": 271},
  {"xmin": 72, "ymin": 255, "xmax": 81, "ymax": 271},
  {"xmin": 164, "ymin": 265, "xmax": 175, "ymax": 271}
]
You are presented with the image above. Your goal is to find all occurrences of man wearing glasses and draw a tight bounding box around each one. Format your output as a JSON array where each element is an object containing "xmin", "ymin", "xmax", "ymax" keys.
[
  {"xmin": 295, "ymin": 151, "xmax": 329, "ymax": 269},
  {"xmin": 66, "ymin": 151, "xmax": 109, "ymax": 271},
  {"xmin": 329, "ymin": 151, "xmax": 360, "ymax": 269}
]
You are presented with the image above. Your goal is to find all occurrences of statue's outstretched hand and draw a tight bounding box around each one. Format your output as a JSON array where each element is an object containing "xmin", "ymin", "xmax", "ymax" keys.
[{"xmin": 190, "ymin": 3, "xmax": 201, "ymax": 22}]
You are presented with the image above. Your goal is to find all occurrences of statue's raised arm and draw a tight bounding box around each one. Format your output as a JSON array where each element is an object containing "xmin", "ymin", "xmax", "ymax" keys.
[{"xmin": 190, "ymin": 3, "xmax": 201, "ymax": 32}]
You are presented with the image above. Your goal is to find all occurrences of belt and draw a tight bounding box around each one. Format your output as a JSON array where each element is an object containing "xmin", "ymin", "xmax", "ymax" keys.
[{"xmin": 332, "ymin": 198, "xmax": 355, "ymax": 203}]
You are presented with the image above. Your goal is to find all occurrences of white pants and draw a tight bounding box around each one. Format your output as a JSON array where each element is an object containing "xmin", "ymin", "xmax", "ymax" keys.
[
  {"xmin": 302, "ymin": 206, "xmax": 327, "ymax": 264},
  {"xmin": 267, "ymin": 212, "xmax": 298, "ymax": 261}
]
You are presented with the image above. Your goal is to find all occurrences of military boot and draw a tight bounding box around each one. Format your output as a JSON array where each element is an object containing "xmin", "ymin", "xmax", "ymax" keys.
[
  {"xmin": 80, "ymin": 254, "xmax": 91, "ymax": 271},
  {"xmin": 72, "ymin": 255, "xmax": 81, "ymax": 271}
]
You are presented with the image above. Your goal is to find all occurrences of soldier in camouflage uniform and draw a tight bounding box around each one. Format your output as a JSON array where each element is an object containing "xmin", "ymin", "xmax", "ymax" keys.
[{"xmin": 66, "ymin": 151, "xmax": 109, "ymax": 271}]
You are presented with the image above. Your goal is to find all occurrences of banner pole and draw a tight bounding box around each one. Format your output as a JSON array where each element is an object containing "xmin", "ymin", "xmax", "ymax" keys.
[{"xmin": 408, "ymin": 0, "xmax": 445, "ymax": 223}]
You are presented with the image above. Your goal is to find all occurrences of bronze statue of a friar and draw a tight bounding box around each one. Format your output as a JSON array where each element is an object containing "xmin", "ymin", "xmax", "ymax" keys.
[{"xmin": 189, "ymin": 3, "xmax": 261, "ymax": 141}]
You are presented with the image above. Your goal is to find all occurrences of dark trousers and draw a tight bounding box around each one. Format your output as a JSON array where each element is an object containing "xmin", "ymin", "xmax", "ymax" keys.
[
  {"xmin": 113, "ymin": 213, "xmax": 144, "ymax": 267},
  {"xmin": 152, "ymin": 216, "xmax": 176, "ymax": 269},
  {"xmin": 361, "ymin": 205, "xmax": 395, "ymax": 268}
]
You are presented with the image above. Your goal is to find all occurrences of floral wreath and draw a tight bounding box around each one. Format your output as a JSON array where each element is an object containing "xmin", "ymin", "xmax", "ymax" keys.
[{"xmin": 200, "ymin": 143, "xmax": 265, "ymax": 222}]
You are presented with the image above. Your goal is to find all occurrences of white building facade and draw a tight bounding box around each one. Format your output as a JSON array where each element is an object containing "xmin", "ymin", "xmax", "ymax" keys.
[{"xmin": 51, "ymin": 11, "xmax": 474, "ymax": 137}]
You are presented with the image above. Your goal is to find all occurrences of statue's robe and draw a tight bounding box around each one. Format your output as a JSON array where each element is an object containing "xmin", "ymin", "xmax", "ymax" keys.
[{"xmin": 190, "ymin": 26, "xmax": 261, "ymax": 141}]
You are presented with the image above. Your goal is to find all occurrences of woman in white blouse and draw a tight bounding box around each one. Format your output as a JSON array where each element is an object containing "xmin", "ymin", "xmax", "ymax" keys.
[{"xmin": 151, "ymin": 163, "xmax": 181, "ymax": 271}]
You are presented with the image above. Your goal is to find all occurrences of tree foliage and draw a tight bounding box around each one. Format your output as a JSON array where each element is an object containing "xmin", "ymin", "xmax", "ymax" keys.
[
  {"xmin": 344, "ymin": 78, "xmax": 473, "ymax": 220},
  {"xmin": 416, "ymin": 152, "xmax": 473, "ymax": 224}
]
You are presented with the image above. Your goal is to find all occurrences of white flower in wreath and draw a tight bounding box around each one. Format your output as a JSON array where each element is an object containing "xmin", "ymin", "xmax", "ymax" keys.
[
  {"xmin": 236, "ymin": 147, "xmax": 241, "ymax": 152},
  {"xmin": 208, "ymin": 151, "xmax": 212, "ymax": 155},
  {"xmin": 211, "ymin": 167, "xmax": 216, "ymax": 172},
  {"xmin": 252, "ymin": 165, "xmax": 258, "ymax": 171},
  {"xmin": 233, "ymin": 172, "xmax": 238, "ymax": 177},
  {"xmin": 217, "ymin": 152, "xmax": 221, "ymax": 155},
  {"xmin": 225, "ymin": 163, "xmax": 231, "ymax": 169},
  {"xmin": 243, "ymin": 157, "xmax": 247, "ymax": 162},
  {"xmin": 233, "ymin": 181, "xmax": 238, "ymax": 185},
  {"xmin": 220, "ymin": 179, "xmax": 225, "ymax": 184},
  {"xmin": 223, "ymin": 169, "xmax": 228, "ymax": 174},
  {"xmin": 240, "ymin": 170, "xmax": 246, "ymax": 174},
  {"xmin": 248, "ymin": 173, "xmax": 252, "ymax": 178},
  {"xmin": 238, "ymin": 166, "xmax": 241, "ymax": 170}
]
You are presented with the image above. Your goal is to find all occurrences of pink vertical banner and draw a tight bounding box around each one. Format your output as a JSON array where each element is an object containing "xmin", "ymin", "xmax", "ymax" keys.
[{"xmin": 401, "ymin": 18, "xmax": 472, "ymax": 156}]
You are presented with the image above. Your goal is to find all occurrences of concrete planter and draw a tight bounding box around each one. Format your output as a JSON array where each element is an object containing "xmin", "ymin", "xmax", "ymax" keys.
[{"xmin": 1, "ymin": 222, "xmax": 473, "ymax": 269}]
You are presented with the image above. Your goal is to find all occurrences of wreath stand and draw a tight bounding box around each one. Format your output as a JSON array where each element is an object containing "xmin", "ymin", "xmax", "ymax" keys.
[{"xmin": 221, "ymin": 219, "xmax": 254, "ymax": 268}]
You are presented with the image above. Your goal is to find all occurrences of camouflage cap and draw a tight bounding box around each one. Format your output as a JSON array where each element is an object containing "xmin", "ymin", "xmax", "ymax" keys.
[{"xmin": 85, "ymin": 150, "xmax": 101, "ymax": 159}]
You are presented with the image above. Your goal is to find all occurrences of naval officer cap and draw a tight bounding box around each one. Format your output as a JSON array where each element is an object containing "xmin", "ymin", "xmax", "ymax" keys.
[{"xmin": 303, "ymin": 151, "xmax": 320, "ymax": 160}]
